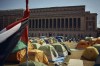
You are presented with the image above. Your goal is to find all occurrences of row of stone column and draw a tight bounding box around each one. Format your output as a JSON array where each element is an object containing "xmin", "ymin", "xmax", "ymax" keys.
[{"xmin": 28, "ymin": 18, "xmax": 81, "ymax": 30}]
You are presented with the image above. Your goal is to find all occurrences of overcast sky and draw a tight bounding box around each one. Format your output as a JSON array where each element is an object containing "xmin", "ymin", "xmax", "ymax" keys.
[{"xmin": 0, "ymin": 0, "xmax": 100, "ymax": 28}]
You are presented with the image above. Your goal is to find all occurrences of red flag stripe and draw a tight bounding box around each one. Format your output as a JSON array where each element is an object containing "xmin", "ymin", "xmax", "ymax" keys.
[
  {"xmin": 0, "ymin": 23, "xmax": 21, "ymax": 43},
  {"xmin": 20, "ymin": 26, "xmax": 28, "ymax": 44},
  {"xmin": 6, "ymin": 16, "xmax": 29, "ymax": 30}
]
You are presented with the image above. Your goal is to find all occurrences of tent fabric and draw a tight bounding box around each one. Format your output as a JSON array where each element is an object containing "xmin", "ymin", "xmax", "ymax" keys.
[
  {"xmin": 32, "ymin": 43, "xmax": 41, "ymax": 49},
  {"xmin": 39, "ymin": 45, "xmax": 58, "ymax": 61},
  {"xmin": 96, "ymin": 38, "xmax": 100, "ymax": 44},
  {"xmin": 85, "ymin": 37, "xmax": 92, "ymax": 41},
  {"xmin": 82, "ymin": 46, "xmax": 99, "ymax": 61},
  {"xmin": 44, "ymin": 39, "xmax": 49, "ymax": 44},
  {"xmin": 32, "ymin": 39, "xmax": 38, "ymax": 43},
  {"xmin": 7, "ymin": 49, "xmax": 26, "ymax": 62},
  {"xmin": 48, "ymin": 37, "xmax": 57, "ymax": 44},
  {"xmin": 56, "ymin": 38, "xmax": 63, "ymax": 42},
  {"xmin": 93, "ymin": 44, "xmax": 100, "ymax": 52},
  {"xmin": 7, "ymin": 40, "xmax": 33, "ymax": 62},
  {"xmin": 20, "ymin": 49, "xmax": 49, "ymax": 65},
  {"xmin": 91, "ymin": 38, "xmax": 97, "ymax": 45},
  {"xmin": 37, "ymin": 39, "xmax": 47, "ymax": 46},
  {"xmin": 54, "ymin": 57, "xmax": 65, "ymax": 63},
  {"xmin": 76, "ymin": 40, "xmax": 90, "ymax": 49},
  {"xmin": 52, "ymin": 44, "xmax": 68, "ymax": 57},
  {"xmin": 60, "ymin": 42, "xmax": 71, "ymax": 55},
  {"xmin": 28, "ymin": 41, "xmax": 34, "ymax": 51},
  {"xmin": 19, "ymin": 61, "xmax": 47, "ymax": 66},
  {"xmin": 12, "ymin": 40, "xmax": 27, "ymax": 53}
]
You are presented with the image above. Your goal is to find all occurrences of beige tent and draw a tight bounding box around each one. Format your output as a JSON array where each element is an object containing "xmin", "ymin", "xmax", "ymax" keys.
[
  {"xmin": 82, "ymin": 46, "xmax": 99, "ymax": 61},
  {"xmin": 7, "ymin": 40, "xmax": 34, "ymax": 62},
  {"xmin": 28, "ymin": 40, "xmax": 34, "ymax": 51},
  {"xmin": 7, "ymin": 49, "xmax": 26, "ymax": 62},
  {"xmin": 20, "ymin": 49, "xmax": 49, "ymax": 65}
]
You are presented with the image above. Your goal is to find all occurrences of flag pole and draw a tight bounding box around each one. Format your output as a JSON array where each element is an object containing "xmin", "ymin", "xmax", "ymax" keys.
[
  {"xmin": 26, "ymin": 26, "xmax": 28, "ymax": 66},
  {"xmin": 25, "ymin": 0, "xmax": 29, "ymax": 66}
]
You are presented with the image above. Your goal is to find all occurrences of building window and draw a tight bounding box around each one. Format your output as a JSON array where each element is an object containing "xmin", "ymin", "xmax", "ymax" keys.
[
  {"xmin": 57, "ymin": 18, "xmax": 60, "ymax": 28},
  {"xmin": 92, "ymin": 16, "xmax": 95, "ymax": 20},
  {"xmin": 65, "ymin": 18, "xmax": 68, "ymax": 28},
  {"xmin": 69, "ymin": 18, "xmax": 72, "ymax": 28},
  {"xmin": 50, "ymin": 19, "xmax": 52, "ymax": 28},
  {"xmin": 61, "ymin": 18, "xmax": 64, "ymax": 28},
  {"xmin": 86, "ymin": 17, "xmax": 88, "ymax": 20},
  {"xmin": 46, "ymin": 19, "xmax": 48, "ymax": 28},
  {"xmin": 39, "ymin": 19, "xmax": 41, "ymax": 28},
  {"xmin": 53, "ymin": 18, "xmax": 56, "ymax": 28},
  {"xmin": 73, "ymin": 18, "xmax": 76, "ymax": 28},
  {"xmin": 29, "ymin": 19, "xmax": 31, "ymax": 28},
  {"xmin": 32, "ymin": 19, "xmax": 35, "ymax": 28},
  {"xmin": 42, "ymin": 19, "xmax": 45, "ymax": 28},
  {"xmin": 35, "ymin": 19, "xmax": 38, "ymax": 28},
  {"xmin": 78, "ymin": 18, "xmax": 81, "ymax": 28}
]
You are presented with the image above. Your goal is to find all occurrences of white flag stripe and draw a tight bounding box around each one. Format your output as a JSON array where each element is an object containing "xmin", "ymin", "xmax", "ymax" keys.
[
  {"xmin": 0, "ymin": 28, "xmax": 6, "ymax": 34},
  {"xmin": 0, "ymin": 23, "xmax": 21, "ymax": 43}
]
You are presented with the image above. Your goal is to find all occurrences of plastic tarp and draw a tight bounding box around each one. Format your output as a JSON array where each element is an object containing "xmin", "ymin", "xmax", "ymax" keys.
[
  {"xmin": 52, "ymin": 44, "xmax": 68, "ymax": 57},
  {"xmin": 39, "ymin": 45, "xmax": 58, "ymax": 61},
  {"xmin": 20, "ymin": 49, "xmax": 49, "ymax": 65},
  {"xmin": 19, "ymin": 61, "xmax": 47, "ymax": 66}
]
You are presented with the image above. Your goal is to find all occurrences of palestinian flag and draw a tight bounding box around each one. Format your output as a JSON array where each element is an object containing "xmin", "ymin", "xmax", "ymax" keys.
[
  {"xmin": 0, "ymin": 18, "xmax": 29, "ymax": 65},
  {"xmin": 0, "ymin": 0, "xmax": 30, "ymax": 65}
]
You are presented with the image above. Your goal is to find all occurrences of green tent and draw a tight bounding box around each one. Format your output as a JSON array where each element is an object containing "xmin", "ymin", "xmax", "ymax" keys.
[
  {"xmin": 32, "ymin": 40, "xmax": 38, "ymax": 43},
  {"xmin": 31, "ymin": 43, "xmax": 41, "ymax": 49},
  {"xmin": 39, "ymin": 45, "xmax": 58, "ymax": 61},
  {"xmin": 52, "ymin": 44, "xmax": 68, "ymax": 57},
  {"xmin": 19, "ymin": 61, "xmax": 47, "ymax": 66},
  {"xmin": 85, "ymin": 37, "xmax": 92, "ymax": 41},
  {"xmin": 60, "ymin": 42, "xmax": 71, "ymax": 55},
  {"xmin": 12, "ymin": 40, "xmax": 27, "ymax": 53}
]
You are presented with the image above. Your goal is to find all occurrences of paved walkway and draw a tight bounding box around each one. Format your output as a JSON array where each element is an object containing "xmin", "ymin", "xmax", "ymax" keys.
[{"xmin": 68, "ymin": 59, "xmax": 83, "ymax": 66}]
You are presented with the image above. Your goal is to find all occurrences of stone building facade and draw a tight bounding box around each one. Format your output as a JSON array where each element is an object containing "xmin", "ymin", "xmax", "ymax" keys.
[{"xmin": 0, "ymin": 5, "xmax": 97, "ymax": 38}]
